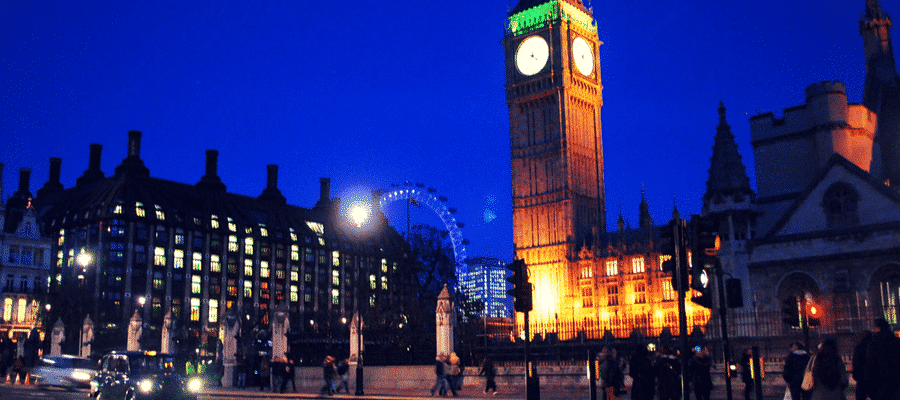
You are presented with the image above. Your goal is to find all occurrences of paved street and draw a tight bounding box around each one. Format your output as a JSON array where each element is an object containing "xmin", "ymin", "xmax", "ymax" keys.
[{"xmin": 0, "ymin": 382, "xmax": 789, "ymax": 400}]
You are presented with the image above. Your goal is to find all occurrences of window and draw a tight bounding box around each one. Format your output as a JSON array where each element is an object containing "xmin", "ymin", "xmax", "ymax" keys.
[
  {"xmin": 208, "ymin": 300, "xmax": 218, "ymax": 323},
  {"xmin": 260, "ymin": 261, "xmax": 269, "ymax": 278},
  {"xmin": 193, "ymin": 253, "xmax": 204, "ymax": 271},
  {"xmin": 154, "ymin": 247, "xmax": 166, "ymax": 267},
  {"xmin": 153, "ymin": 272, "xmax": 164, "ymax": 290},
  {"xmin": 228, "ymin": 236, "xmax": 238, "ymax": 252},
  {"xmin": 2, "ymin": 298, "xmax": 11, "ymax": 321},
  {"xmin": 581, "ymin": 287, "xmax": 593, "ymax": 307},
  {"xmin": 16, "ymin": 298, "xmax": 27, "ymax": 322},
  {"xmin": 632, "ymin": 257, "xmax": 645, "ymax": 274},
  {"xmin": 173, "ymin": 250, "xmax": 184, "ymax": 269},
  {"xmin": 634, "ymin": 281, "xmax": 647, "ymax": 304},
  {"xmin": 381, "ymin": 259, "xmax": 388, "ymax": 273},
  {"xmin": 192, "ymin": 275, "xmax": 201, "ymax": 294},
  {"xmin": 332, "ymin": 270, "xmax": 340, "ymax": 286},
  {"xmin": 154, "ymin": 205, "xmax": 165, "ymax": 221},
  {"xmin": 244, "ymin": 259, "xmax": 253, "ymax": 277},
  {"xmin": 190, "ymin": 298, "xmax": 200, "ymax": 321},
  {"xmin": 580, "ymin": 266, "xmax": 592, "ymax": 279},
  {"xmin": 607, "ymin": 285, "xmax": 619, "ymax": 306},
  {"xmin": 135, "ymin": 202, "xmax": 145, "ymax": 218},
  {"xmin": 662, "ymin": 280, "xmax": 676, "ymax": 301},
  {"xmin": 332, "ymin": 289, "xmax": 340, "ymax": 305},
  {"xmin": 605, "ymin": 260, "xmax": 618, "ymax": 276},
  {"xmin": 291, "ymin": 245, "xmax": 299, "ymax": 261},
  {"xmin": 381, "ymin": 276, "xmax": 388, "ymax": 290},
  {"xmin": 243, "ymin": 281, "xmax": 252, "ymax": 298},
  {"xmin": 290, "ymin": 269, "xmax": 299, "ymax": 282},
  {"xmin": 227, "ymin": 280, "xmax": 237, "ymax": 297},
  {"xmin": 175, "ymin": 233, "xmax": 185, "ymax": 245},
  {"xmin": 370, "ymin": 275, "xmax": 376, "ymax": 290},
  {"xmin": 659, "ymin": 255, "xmax": 671, "ymax": 271},
  {"xmin": 244, "ymin": 237, "xmax": 254, "ymax": 255},
  {"xmin": 210, "ymin": 215, "xmax": 219, "ymax": 229},
  {"xmin": 332, "ymin": 251, "xmax": 340, "ymax": 267},
  {"xmin": 290, "ymin": 286, "xmax": 298, "ymax": 302},
  {"xmin": 823, "ymin": 182, "xmax": 859, "ymax": 228}
]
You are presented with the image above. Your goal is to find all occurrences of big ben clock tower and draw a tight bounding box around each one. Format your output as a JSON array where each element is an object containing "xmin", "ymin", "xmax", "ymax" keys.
[{"xmin": 504, "ymin": 0, "xmax": 605, "ymax": 321}]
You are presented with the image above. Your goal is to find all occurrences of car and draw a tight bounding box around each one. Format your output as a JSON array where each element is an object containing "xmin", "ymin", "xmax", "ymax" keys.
[
  {"xmin": 91, "ymin": 351, "xmax": 200, "ymax": 400},
  {"xmin": 31, "ymin": 354, "xmax": 97, "ymax": 389}
]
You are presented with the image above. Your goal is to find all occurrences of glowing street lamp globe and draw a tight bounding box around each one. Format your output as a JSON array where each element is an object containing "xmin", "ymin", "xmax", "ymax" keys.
[
  {"xmin": 76, "ymin": 249, "xmax": 92, "ymax": 267},
  {"xmin": 349, "ymin": 202, "xmax": 371, "ymax": 227}
]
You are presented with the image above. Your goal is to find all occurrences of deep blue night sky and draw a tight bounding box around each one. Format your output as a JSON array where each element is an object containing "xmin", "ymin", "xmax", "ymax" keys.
[{"xmin": 0, "ymin": 1, "xmax": 885, "ymax": 262}]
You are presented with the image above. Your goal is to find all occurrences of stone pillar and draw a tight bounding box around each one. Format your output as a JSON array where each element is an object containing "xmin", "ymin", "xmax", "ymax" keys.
[
  {"xmin": 221, "ymin": 311, "xmax": 240, "ymax": 387},
  {"xmin": 435, "ymin": 284, "xmax": 455, "ymax": 359},
  {"xmin": 350, "ymin": 311, "xmax": 363, "ymax": 363},
  {"xmin": 271, "ymin": 304, "xmax": 289, "ymax": 361},
  {"xmin": 50, "ymin": 318, "xmax": 65, "ymax": 355},
  {"xmin": 127, "ymin": 310, "xmax": 143, "ymax": 351},
  {"xmin": 80, "ymin": 315, "xmax": 94, "ymax": 358},
  {"xmin": 161, "ymin": 312, "xmax": 174, "ymax": 354}
]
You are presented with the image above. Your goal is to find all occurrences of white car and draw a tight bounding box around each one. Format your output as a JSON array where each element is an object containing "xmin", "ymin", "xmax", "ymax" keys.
[{"xmin": 31, "ymin": 355, "xmax": 96, "ymax": 389}]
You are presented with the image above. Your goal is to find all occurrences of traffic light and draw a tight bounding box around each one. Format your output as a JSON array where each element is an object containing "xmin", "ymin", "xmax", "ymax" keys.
[
  {"xmin": 782, "ymin": 296, "xmax": 800, "ymax": 327},
  {"xmin": 506, "ymin": 259, "xmax": 532, "ymax": 312},
  {"xmin": 690, "ymin": 267, "xmax": 713, "ymax": 309},
  {"xmin": 690, "ymin": 215, "xmax": 719, "ymax": 292},
  {"xmin": 807, "ymin": 302, "xmax": 821, "ymax": 327},
  {"xmin": 660, "ymin": 219, "xmax": 689, "ymax": 292},
  {"xmin": 725, "ymin": 278, "xmax": 744, "ymax": 308}
]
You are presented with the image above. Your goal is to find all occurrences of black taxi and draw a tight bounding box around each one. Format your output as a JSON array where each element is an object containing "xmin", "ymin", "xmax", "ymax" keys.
[{"xmin": 91, "ymin": 351, "xmax": 200, "ymax": 400}]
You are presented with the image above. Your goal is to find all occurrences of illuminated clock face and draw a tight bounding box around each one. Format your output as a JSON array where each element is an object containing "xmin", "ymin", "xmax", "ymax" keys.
[
  {"xmin": 572, "ymin": 37, "xmax": 594, "ymax": 76},
  {"xmin": 515, "ymin": 35, "xmax": 549, "ymax": 76}
]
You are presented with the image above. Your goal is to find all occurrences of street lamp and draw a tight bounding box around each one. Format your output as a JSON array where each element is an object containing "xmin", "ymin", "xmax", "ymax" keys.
[{"xmin": 347, "ymin": 200, "xmax": 370, "ymax": 396}]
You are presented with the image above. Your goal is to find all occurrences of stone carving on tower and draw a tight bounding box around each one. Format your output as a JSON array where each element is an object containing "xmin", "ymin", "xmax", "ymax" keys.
[
  {"xmin": 861, "ymin": 0, "xmax": 900, "ymax": 186},
  {"xmin": 435, "ymin": 284, "xmax": 455, "ymax": 357}
]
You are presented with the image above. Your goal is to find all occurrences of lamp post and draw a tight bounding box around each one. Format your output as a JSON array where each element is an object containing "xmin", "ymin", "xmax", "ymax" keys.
[{"xmin": 349, "ymin": 202, "xmax": 370, "ymax": 396}]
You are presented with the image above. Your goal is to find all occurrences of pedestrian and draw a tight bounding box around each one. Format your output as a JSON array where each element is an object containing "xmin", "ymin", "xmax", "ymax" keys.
[
  {"xmin": 445, "ymin": 353, "xmax": 460, "ymax": 396},
  {"xmin": 784, "ymin": 342, "xmax": 812, "ymax": 400},
  {"xmin": 270, "ymin": 356, "xmax": 284, "ymax": 393},
  {"xmin": 320, "ymin": 355, "xmax": 336, "ymax": 396},
  {"xmin": 600, "ymin": 346, "xmax": 625, "ymax": 400},
  {"xmin": 258, "ymin": 357, "xmax": 270, "ymax": 392},
  {"xmin": 449, "ymin": 352, "xmax": 464, "ymax": 393},
  {"xmin": 691, "ymin": 346, "xmax": 713, "ymax": 400},
  {"xmin": 430, "ymin": 353, "xmax": 449, "ymax": 397},
  {"xmin": 11, "ymin": 357, "xmax": 24, "ymax": 385},
  {"xmin": 866, "ymin": 318, "xmax": 900, "ymax": 400},
  {"xmin": 740, "ymin": 348, "xmax": 754, "ymax": 400},
  {"xmin": 335, "ymin": 357, "xmax": 350, "ymax": 394},
  {"xmin": 629, "ymin": 344, "xmax": 656, "ymax": 400},
  {"xmin": 809, "ymin": 338, "xmax": 848, "ymax": 400},
  {"xmin": 852, "ymin": 331, "xmax": 873, "ymax": 400},
  {"xmin": 656, "ymin": 345, "xmax": 681, "ymax": 400},
  {"xmin": 235, "ymin": 354, "xmax": 246, "ymax": 389},
  {"xmin": 479, "ymin": 357, "xmax": 497, "ymax": 395}
]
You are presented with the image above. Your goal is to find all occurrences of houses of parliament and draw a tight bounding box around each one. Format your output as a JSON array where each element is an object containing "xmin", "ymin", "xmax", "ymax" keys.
[{"xmin": 505, "ymin": 0, "xmax": 900, "ymax": 341}]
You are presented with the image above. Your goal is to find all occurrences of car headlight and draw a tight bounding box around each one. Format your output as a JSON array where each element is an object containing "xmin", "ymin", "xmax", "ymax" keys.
[
  {"xmin": 71, "ymin": 371, "xmax": 92, "ymax": 381},
  {"xmin": 139, "ymin": 379, "xmax": 154, "ymax": 393},
  {"xmin": 187, "ymin": 377, "xmax": 202, "ymax": 393}
]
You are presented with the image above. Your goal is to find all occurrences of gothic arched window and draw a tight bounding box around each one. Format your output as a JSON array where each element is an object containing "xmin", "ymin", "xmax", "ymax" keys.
[{"xmin": 822, "ymin": 182, "xmax": 859, "ymax": 228}]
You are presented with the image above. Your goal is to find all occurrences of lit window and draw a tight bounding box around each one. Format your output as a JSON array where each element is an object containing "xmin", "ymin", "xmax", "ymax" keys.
[
  {"xmin": 305, "ymin": 221, "xmax": 324, "ymax": 236},
  {"xmin": 228, "ymin": 222, "xmax": 237, "ymax": 232},
  {"xmin": 244, "ymin": 237, "xmax": 254, "ymax": 255},
  {"xmin": 153, "ymin": 272, "xmax": 164, "ymax": 290},
  {"xmin": 382, "ymin": 259, "xmax": 388, "ymax": 273},
  {"xmin": 260, "ymin": 227, "xmax": 268, "ymax": 237},
  {"xmin": 154, "ymin": 247, "xmax": 166, "ymax": 267},
  {"xmin": 192, "ymin": 276, "xmax": 201, "ymax": 294},
  {"xmin": 632, "ymin": 257, "xmax": 645, "ymax": 274},
  {"xmin": 370, "ymin": 275, "xmax": 376, "ymax": 290},
  {"xmin": 291, "ymin": 245, "xmax": 299, "ymax": 261},
  {"xmin": 3, "ymin": 298, "xmax": 11, "ymax": 321},
  {"xmin": 662, "ymin": 280, "xmax": 676, "ymax": 301},
  {"xmin": 607, "ymin": 285, "xmax": 619, "ymax": 306},
  {"xmin": 208, "ymin": 299, "xmax": 219, "ymax": 323},
  {"xmin": 114, "ymin": 204, "xmax": 122, "ymax": 214},
  {"xmin": 135, "ymin": 202, "xmax": 145, "ymax": 218},
  {"xmin": 332, "ymin": 251, "xmax": 340, "ymax": 267},
  {"xmin": 581, "ymin": 287, "xmax": 593, "ymax": 307},
  {"xmin": 260, "ymin": 261, "xmax": 270, "ymax": 278},
  {"xmin": 190, "ymin": 298, "xmax": 200, "ymax": 321},
  {"xmin": 332, "ymin": 270, "xmax": 340, "ymax": 286},
  {"xmin": 580, "ymin": 267, "xmax": 592, "ymax": 279},
  {"xmin": 332, "ymin": 289, "xmax": 340, "ymax": 305},
  {"xmin": 381, "ymin": 276, "xmax": 388, "ymax": 290},
  {"xmin": 193, "ymin": 253, "xmax": 203, "ymax": 271},
  {"xmin": 605, "ymin": 260, "xmax": 618, "ymax": 276},
  {"xmin": 290, "ymin": 229, "xmax": 298, "ymax": 242},
  {"xmin": 210, "ymin": 215, "xmax": 219, "ymax": 229},
  {"xmin": 634, "ymin": 281, "xmax": 647, "ymax": 304},
  {"xmin": 229, "ymin": 236, "xmax": 238, "ymax": 252},
  {"xmin": 245, "ymin": 227, "xmax": 252, "ymax": 235},
  {"xmin": 290, "ymin": 269, "xmax": 299, "ymax": 282},
  {"xmin": 16, "ymin": 298, "xmax": 27, "ymax": 322},
  {"xmin": 243, "ymin": 281, "xmax": 253, "ymax": 298},
  {"xmin": 175, "ymin": 233, "xmax": 184, "ymax": 245},
  {"xmin": 290, "ymin": 286, "xmax": 298, "ymax": 302},
  {"xmin": 210, "ymin": 254, "xmax": 221, "ymax": 273},
  {"xmin": 244, "ymin": 259, "xmax": 253, "ymax": 276},
  {"xmin": 154, "ymin": 205, "xmax": 165, "ymax": 221}
]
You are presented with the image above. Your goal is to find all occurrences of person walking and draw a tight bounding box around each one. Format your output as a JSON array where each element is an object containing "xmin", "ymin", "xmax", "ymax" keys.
[
  {"xmin": 853, "ymin": 331, "xmax": 873, "ymax": 400},
  {"xmin": 258, "ymin": 357, "xmax": 270, "ymax": 392},
  {"xmin": 784, "ymin": 342, "xmax": 812, "ymax": 400},
  {"xmin": 235, "ymin": 354, "xmax": 247, "ymax": 389},
  {"xmin": 335, "ymin": 357, "xmax": 350, "ymax": 394},
  {"xmin": 656, "ymin": 345, "xmax": 682, "ymax": 400},
  {"xmin": 809, "ymin": 338, "xmax": 848, "ymax": 400},
  {"xmin": 480, "ymin": 357, "xmax": 497, "ymax": 395},
  {"xmin": 445, "ymin": 353, "xmax": 461, "ymax": 396},
  {"xmin": 320, "ymin": 356, "xmax": 336, "ymax": 396},
  {"xmin": 279, "ymin": 355, "xmax": 297, "ymax": 393},
  {"xmin": 600, "ymin": 346, "xmax": 625, "ymax": 400},
  {"xmin": 430, "ymin": 354, "xmax": 449, "ymax": 397},
  {"xmin": 629, "ymin": 345, "xmax": 656, "ymax": 400},
  {"xmin": 866, "ymin": 318, "xmax": 900, "ymax": 400},
  {"xmin": 691, "ymin": 346, "xmax": 713, "ymax": 400}
]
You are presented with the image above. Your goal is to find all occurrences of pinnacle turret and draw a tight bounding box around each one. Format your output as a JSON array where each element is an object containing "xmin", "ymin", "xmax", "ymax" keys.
[{"xmin": 702, "ymin": 102, "xmax": 754, "ymax": 213}]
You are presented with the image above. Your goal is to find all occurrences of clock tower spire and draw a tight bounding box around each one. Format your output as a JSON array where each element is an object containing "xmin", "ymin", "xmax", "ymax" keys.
[{"xmin": 503, "ymin": 0, "xmax": 605, "ymax": 320}]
